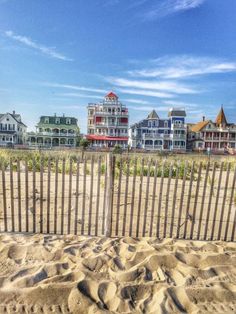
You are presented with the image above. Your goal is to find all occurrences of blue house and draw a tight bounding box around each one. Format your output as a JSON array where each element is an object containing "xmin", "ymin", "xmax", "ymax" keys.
[{"xmin": 129, "ymin": 108, "xmax": 187, "ymax": 151}]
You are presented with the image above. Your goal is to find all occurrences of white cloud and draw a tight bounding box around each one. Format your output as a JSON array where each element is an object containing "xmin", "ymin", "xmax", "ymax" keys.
[
  {"xmin": 129, "ymin": 55, "xmax": 236, "ymax": 79},
  {"xmin": 163, "ymin": 100, "xmax": 200, "ymax": 108},
  {"xmin": 42, "ymin": 82, "xmax": 106, "ymax": 94},
  {"xmin": 117, "ymin": 87, "xmax": 174, "ymax": 98},
  {"xmin": 129, "ymin": 105, "xmax": 170, "ymax": 112},
  {"xmin": 143, "ymin": 0, "xmax": 206, "ymax": 20},
  {"xmin": 122, "ymin": 98, "xmax": 152, "ymax": 105},
  {"xmin": 56, "ymin": 93, "xmax": 102, "ymax": 99},
  {"xmin": 5, "ymin": 30, "xmax": 72, "ymax": 61},
  {"xmin": 110, "ymin": 77, "xmax": 198, "ymax": 94}
]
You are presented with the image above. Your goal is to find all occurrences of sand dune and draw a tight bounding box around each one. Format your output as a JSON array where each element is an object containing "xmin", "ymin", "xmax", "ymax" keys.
[{"xmin": 0, "ymin": 235, "xmax": 236, "ymax": 313}]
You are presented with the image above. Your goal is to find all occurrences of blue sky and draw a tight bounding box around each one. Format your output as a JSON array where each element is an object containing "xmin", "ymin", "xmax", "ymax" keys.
[{"xmin": 0, "ymin": 0, "xmax": 236, "ymax": 132}]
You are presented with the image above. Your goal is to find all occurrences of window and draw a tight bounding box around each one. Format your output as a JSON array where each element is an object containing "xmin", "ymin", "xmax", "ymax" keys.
[
  {"xmin": 164, "ymin": 121, "xmax": 168, "ymax": 128},
  {"xmin": 45, "ymin": 118, "xmax": 49, "ymax": 124},
  {"xmin": 55, "ymin": 118, "xmax": 60, "ymax": 124},
  {"xmin": 66, "ymin": 118, "xmax": 71, "ymax": 124}
]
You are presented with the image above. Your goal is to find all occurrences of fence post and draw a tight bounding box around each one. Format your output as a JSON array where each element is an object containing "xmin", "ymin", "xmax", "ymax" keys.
[{"xmin": 104, "ymin": 153, "xmax": 115, "ymax": 237}]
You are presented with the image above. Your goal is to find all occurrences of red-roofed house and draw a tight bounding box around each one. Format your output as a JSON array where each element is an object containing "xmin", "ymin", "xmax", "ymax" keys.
[
  {"xmin": 187, "ymin": 107, "xmax": 236, "ymax": 152},
  {"xmin": 87, "ymin": 92, "xmax": 129, "ymax": 148}
]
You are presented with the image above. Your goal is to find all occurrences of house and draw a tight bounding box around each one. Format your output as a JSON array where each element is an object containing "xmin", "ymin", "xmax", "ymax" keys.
[
  {"xmin": 86, "ymin": 92, "xmax": 129, "ymax": 148},
  {"xmin": 27, "ymin": 114, "xmax": 79, "ymax": 148},
  {"xmin": 188, "ymin": 107, "xmax": 236, "ymax": 152},
  {"xmin": 129, "ymin": 108, "xmax": 187, "ymax": 151},
  {"xmin": 0, "ymin": 111, "xmax": 27, "ymax": 146}
]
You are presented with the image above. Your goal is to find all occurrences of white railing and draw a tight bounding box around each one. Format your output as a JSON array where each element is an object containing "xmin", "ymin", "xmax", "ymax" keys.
[
  {"xmin": 94, "ymin": 111, "xmax": 128, "ymax": 116},
  {"xmin": 36, "ymin": 132, "xmax": 75, "ymax": 137}
]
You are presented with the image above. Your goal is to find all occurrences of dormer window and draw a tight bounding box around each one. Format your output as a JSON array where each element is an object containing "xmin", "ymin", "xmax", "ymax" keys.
[
  {"xmin": 164, "ymin": 121, "xmax": 168, "ymax": 128},
  {"xmin": 66, "ymin": 118, "xmax": 71, "ymax": 125},
  {"xmin": 45, "ymin": 118, "xmax": 49, "ymax": 124},
  {"xmin": 55, "ymin": 118, "xmax": 60, "ymax": 124}
]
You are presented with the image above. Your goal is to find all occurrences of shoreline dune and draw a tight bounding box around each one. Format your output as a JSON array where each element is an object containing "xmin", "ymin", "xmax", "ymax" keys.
[{"xmin": 0, "ymin": 235, "xmax": 236, "ymax": 313}]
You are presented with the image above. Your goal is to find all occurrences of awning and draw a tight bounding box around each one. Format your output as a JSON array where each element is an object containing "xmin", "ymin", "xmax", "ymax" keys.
[{"xmin": 86, "ymin": 135, "xmax": 128, "ymax": 141}]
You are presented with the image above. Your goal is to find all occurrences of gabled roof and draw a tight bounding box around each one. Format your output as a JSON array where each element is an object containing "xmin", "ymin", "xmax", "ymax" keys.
[
  {"xmin": 106, "ymin": 92, "xmax": 118, "ymax": 99},
  {"xmin": 191, "ymin": 120, "xmax": 210, "ymax": 132},
  {"xmin": 147, "ymin": 110, "xmax": 159, "ymax": 119},
  {"xmin": 0, "ymin": 112, "xmax": 27, "ymax": 127},
  {"xmin": 215, "ymin": 106, "xmax": 228, "ymax": 125}
]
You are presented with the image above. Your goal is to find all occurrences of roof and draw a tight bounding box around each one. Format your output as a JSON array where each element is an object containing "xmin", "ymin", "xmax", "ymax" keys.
[
  {"xmin": 105, "ymin": 92, "xmax": 118, "ymax": 99},
  {"xmin": 215, "ymin": 106, "xmax": 228, "ymax": 125},
  {"xmin": 86, "ymin": 135, "xmax": 128, "ymax": 141},
  {"xmin": 38, "ymin": 116, "xmax": 78, "ymax": 126},
  {"xmin": 147, "ymin": 110, "xmax": 159, "ymax": 119},
  {"xmin": 191, "ymin": 120, "xmax": 210, "ymax": 132},
  {"xmin": 168, "ymin": 109, "xmax": 186, "ymax": 117},
  {"xmin": 0, "ymin": 112, "xmax": 27, "ymax": 127}
]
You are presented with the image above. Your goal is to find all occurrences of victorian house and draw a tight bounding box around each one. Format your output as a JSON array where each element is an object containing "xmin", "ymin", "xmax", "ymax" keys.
[
  {"xmin": 0, "ymin": 111, "xmax": 27, "ymax": 146},
  {"xmin": 27, "ymin": 114, "xmax": 79, "ymax": 148},
  {"xmin": 86, "ymin": 92, "xmax": 129, "ymax": 148},
  {"xmin": 188, "ymin": 107, "xmax": 236, "ymax": 152},
  {"xmin": 129, "ymin": 108, "xmax": 187, "ymax": 151}
]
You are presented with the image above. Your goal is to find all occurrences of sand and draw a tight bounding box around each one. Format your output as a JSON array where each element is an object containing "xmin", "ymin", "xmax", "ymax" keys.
[{"xmin": 0, "ymin": 234, "xmax": 235, "ymax": 313}]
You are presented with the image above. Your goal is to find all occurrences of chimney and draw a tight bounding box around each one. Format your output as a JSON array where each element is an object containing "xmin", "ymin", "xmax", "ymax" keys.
[
  {"xmin": 203, "ymin": 116, "xmax": 205, "ymax": 122},
  {"xmin": 13, "ymin": 110, "xmax": 15, "ymax": 115}
]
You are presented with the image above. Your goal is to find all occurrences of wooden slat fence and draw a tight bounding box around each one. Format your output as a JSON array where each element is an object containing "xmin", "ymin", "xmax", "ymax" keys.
[{"xmin": 0, "ymin": 154, "xmax": 235, "ymax": 241}]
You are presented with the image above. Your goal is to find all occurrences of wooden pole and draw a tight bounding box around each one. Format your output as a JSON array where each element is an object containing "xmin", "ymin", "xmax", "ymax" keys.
[
  {"xmin": 1, "ymin": 162, "xmax": 7, "ymax": 232},
  {"xmin": 149, "ymin": 160, "xmax": 158, "ymax": 237},
  {"xmin": 190, "ymin": 162, "xmax": 202, "ymax": 239},
  {"xmin": 95, "ymin": 156, "xmax": 101, "ymax": 236},
  {"xmin": 122, "ymin": 158, "xmax": 130, "ymax": 236},
  {"xmin": 74, "ymin": 157, "xmax": 80, "ymax": 235},
  {"xmin": 88, "ymin": 156, "xmax": 94, "ymax": 235},
  {"xmin": 156, "ymin": 161, "xmax": 165, "ymax": 238},
  {"xmin": 40, "ymin": 157, "xmax": 44, "ymax": 233},
  {"xmin": 25, "ymin": 159, "xmax": 29, "ymax": 232},
  {"xmin": 197, "ymin": 161, "xmax": 210, "ymax": 240},
  {"xmin": 142, "ymin": 159, "xmax": 151, "ymax": 237},
  {"xmin": 67, "ymin": 158, "xmax": 73, "ymax": 234},
  {"xmin": 129, "ymin": 158, "xmax": 137, "ymax": 237},
  {"xmin": 9, "ymin": 159, "xmax": 15, "ymax": 232},
  {"xmin": 224, "ymin": 165, "xmax": 236, "ymax": 241},
  {"xmin": 104, "ymin": 153, "xmax": 114, "ymax": 237},
  {"xmin": 183, "ymin": 161, "xmax": 195, "ymax": 239},
  {"xmin": 47, "ymin": 157, "xmax": 51, "ymax": 234},
  {"xmin": 217, "ymin": 162, "xmax": 230, "ymax": 240},
  {"xmin": 203, "ymin": 162, "xmax": 216, "ymax": 240},
  {"xmin": 136, "ymin": 158, "xmax": 144, "ymax": 237},
  {"xmin": 54, "ymin": 158, "xmax": 59, "ymax": 234},
  {"xmin": 211, "ymin": 162, "xmax": 224, "ymax": 240},
  {"xmin": 17, "ymin": 159, "xmax": 22, "ymax": 232}
]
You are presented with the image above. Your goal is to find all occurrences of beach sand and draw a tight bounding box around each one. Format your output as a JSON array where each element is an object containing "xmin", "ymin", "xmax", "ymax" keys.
[{"xmin": 0, "ymin": 234, "xmax": 236, "ymax": 313}]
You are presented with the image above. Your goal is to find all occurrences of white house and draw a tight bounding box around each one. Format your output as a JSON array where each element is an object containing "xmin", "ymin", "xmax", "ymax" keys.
[{"xmin": 0, "ymin": 111, "xmax": 27, "ymax": 146}]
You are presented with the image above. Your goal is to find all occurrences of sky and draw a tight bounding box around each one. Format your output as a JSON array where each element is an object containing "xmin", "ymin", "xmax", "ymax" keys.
[{"xmin": 0, "ymin": 0, "xmax": 236, "ymax": 132}]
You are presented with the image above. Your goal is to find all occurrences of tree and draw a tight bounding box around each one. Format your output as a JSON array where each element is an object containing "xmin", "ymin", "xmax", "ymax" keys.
[
  {"xmin": 79, "ymin": 138, "xmax": 90, "ymax": 159},
  {"xmin": 75, "ymin": 127, "xmax": 81, "ymax": 147},
  {"xmin": 113, "ymin": 144, "xmax": 122, "ymax": 154}
]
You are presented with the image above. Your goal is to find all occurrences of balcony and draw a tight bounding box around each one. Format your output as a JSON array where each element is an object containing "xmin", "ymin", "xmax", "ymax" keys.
[
  {"xmin": 142, "ymin": 133, "xmax": 170, "ymax": 140},
  {"xmin": 172, "ymin": 124, "xmax": 187, "ymax": 129},
  {"xmin": 36, "ymin": 132, "xmax": 76, "ymax": 137},
  {"xmin": 172, "ymin": 134, "xmax": 186, "ymax": 140},
  {"xmin": 94, "ymin": 111, "xmax": 128, "ymax": 116}
]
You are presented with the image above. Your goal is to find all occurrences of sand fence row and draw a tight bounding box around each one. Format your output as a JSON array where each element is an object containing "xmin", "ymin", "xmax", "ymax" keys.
[{"xmin": 0, "ymin": 154, "xmax": 235, "ymax": 241}]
